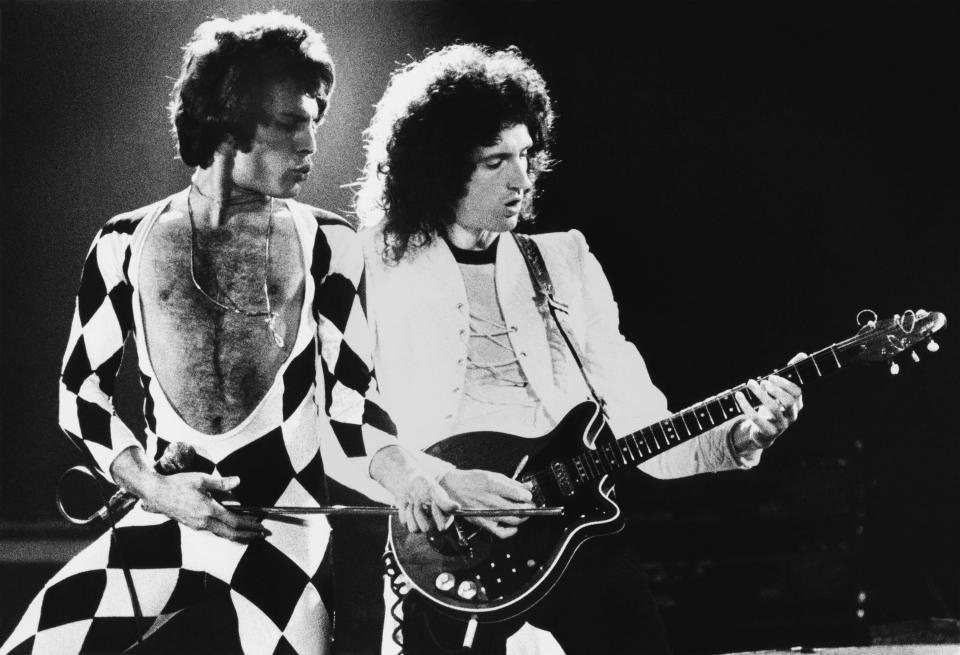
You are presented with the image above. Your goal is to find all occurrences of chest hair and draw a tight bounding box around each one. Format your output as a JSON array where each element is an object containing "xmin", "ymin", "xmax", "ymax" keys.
[{"xmin": 138, "ymin": 205, "xmax": 305, "ymax": 434}]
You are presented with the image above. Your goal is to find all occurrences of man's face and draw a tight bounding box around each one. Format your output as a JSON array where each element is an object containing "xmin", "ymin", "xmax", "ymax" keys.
[
  {"xmin": 231, "ymin": 78, "xmax": 327, "ymax": 198},
  {"xmin": 452, "ymin": 122, "xmax": 533, "ymax": 235}
]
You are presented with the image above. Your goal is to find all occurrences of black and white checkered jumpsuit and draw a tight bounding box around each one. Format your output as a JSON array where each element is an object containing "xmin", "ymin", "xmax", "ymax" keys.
[{"xmin": 1, "ymin": 190, "xmax": 399, "ymax": 655}]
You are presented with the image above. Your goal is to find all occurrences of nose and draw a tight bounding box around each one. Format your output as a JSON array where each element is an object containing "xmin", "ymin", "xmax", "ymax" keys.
[
  {"xmin": 295, "ymin": 123, "xmax": 317, "ymax": 156},
  {"xmin": 508, "ymin": 158, "xmax": 533, "ymax": 193}
]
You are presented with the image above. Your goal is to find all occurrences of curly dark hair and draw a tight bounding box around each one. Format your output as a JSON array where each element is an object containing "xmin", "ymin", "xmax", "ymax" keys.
[
  {"xmin": 355, "ymin": 44, "xmax": 555, "ymax": 263},
  {"xmin": 169, "ymin": 11, "xmax": 334, "ymax": 168}
]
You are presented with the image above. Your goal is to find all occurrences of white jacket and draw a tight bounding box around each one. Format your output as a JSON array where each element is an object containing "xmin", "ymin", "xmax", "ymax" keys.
[{"xmin": 361, "ymin": 226, "xmax": 746, "ymax": 480}]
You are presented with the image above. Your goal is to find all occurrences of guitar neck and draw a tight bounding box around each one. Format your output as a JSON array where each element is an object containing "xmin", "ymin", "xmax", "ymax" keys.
[{"xmin": 569, "ymin": 333, "xmax": 870, "ymax": 483}]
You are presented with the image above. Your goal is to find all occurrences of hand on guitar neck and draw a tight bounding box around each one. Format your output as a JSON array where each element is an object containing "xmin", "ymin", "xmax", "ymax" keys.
[{"xmin": 729, "ymin": 352, "xmax": 806, "ymax": 461}]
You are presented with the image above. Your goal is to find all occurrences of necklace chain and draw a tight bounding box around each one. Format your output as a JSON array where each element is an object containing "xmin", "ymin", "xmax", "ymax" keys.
[{"xmin": 187, "ymin": 186, "xmax": 285, "ymax": 348}]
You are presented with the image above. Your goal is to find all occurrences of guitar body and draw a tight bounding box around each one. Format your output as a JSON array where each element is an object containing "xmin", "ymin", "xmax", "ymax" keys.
[{"xmin": 389, "ymin": 401, "xmax": 625, "ymax": 623}]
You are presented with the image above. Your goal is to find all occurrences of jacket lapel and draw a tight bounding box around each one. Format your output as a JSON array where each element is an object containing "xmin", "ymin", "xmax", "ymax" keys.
[
  {"xmin": 416, "ymin": 236, "xmax": 468, "ymax": 300},
  {"xmin": 495, "ymin": 234, "xmax": 561, "ymax": 421}
]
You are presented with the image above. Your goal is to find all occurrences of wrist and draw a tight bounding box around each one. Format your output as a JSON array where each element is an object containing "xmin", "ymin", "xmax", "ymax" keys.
[
  {"xmin": 110, "ymin": 445, "xmax": 160, "ymax": 499},
  {"xmin": 438, "ymin": 467, "xmax": 462, "ymax": 489},
  {"xmin": 369, "ymin": 445, "xmax": 421, "ymax": 497},
  {"xmin": 415, "ymin": 451, "xmax": 456, "ymax": 484},
  {"xmin": 726, "ymin": 418, "xmax": 761, "ymax": 467}
]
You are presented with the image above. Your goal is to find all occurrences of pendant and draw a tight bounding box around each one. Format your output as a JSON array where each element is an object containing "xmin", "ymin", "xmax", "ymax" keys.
[{"xmin": 265, "ymin": 312, "xmax": 285, "ymax": 348}]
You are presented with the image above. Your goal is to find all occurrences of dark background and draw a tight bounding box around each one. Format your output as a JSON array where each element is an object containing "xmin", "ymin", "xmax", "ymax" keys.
[{"xmin": 2, "ymin": 2, "xmax": 958, "ymax": 653}]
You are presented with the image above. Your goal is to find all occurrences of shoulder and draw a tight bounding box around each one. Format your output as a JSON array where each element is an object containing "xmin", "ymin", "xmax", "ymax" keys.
[
  {"xmin": 358, "ymin": 223, "xmax": 386, "ymax": 257},
  {"xmin": 358, "ymin": 223, "xmax": 400, "ymax": 272},
  {"xmin": 288, "ymin": 202, "xmax": 366, "ymax": 280},
  {"xmin": 99, "ymin": 198, "xmax": 168, "ymax": 238},
  {"xmin": 292, "ymin": 200, "xmax": 356, "ymax": 233},
  {"xmin": 290, "ymin": 201, "xmax": 361, "ymax": 257}
]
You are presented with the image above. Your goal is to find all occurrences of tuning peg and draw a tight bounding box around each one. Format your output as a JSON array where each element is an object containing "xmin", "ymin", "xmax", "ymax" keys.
[
  {"xmin": 856, "ymin": 309, "xmax": 878, "ymax": 328},
  {"xmin": 889, "ymin": 361, "xmax": 900, "ymax": 375},
  {"xmin": 926, "ymin": 339, "xmax": 940, "ymax": 352},
  {"xmin": 911, "ymin": 351, "xmax": 920, "ymax": 363}
]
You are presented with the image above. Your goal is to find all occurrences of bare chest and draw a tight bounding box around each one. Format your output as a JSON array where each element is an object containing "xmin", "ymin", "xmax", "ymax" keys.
[{"xmin": 138, "ymin": 207, "xmax": 306, "ymax": 434}]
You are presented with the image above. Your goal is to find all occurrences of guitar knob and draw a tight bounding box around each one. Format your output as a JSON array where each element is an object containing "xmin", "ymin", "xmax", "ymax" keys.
[
  {"xmin": 457, "ymin": 580, "xmax": 478, "ymax": 600},
  {"xmin": 927, "ymin": 339, "xmax": 940, "ymax": 353},
  {"xmin": 889, "ymin": 362, "xmax": 900, "ymax": 375},
  {"xmin": 911, "ymin": 351, "xmax": 920, "ymax": 363},
  {"xmin": 435, "ymin": 572, "xmax": 455, "ymax": 591}
]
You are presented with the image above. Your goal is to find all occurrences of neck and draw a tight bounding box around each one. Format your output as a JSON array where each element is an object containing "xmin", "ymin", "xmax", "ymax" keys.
[
  {"xmin": 192, "ymin": 159, "xmax": 270, "ymax": 228},
  {"xmin": 445, "ymin": 223, "xmax": 502, "ymax": 251}
]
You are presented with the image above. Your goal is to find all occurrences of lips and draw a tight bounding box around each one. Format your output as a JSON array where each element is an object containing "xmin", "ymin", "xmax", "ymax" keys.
[{"xmin": 291, "ymin": 165, "xmax": 311, "ymax": 181}]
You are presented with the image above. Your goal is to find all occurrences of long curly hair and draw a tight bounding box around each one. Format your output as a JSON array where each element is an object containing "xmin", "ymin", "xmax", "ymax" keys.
[
  {"xmin": 169, "ymin": 11, "xmax": 335, "ymax": 168},
  {"xmin": 355, "ymin": 44, "xmax": 555, "ymax": 263}
]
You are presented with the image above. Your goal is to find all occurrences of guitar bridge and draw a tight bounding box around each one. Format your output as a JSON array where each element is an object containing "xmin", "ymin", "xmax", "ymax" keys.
[{"xmin": 550, "ymin": 461, "xmax": 575, "ymax": 496}]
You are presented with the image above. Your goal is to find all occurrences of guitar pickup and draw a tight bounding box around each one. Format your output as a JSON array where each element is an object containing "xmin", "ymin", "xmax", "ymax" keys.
[{"xmin": 550, "ymin": 462, "xmax": 576, "ymax": 496}]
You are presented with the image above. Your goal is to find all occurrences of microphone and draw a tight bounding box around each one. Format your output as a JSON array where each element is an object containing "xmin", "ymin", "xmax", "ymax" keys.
[{"xmin": 58, "ymin": 442, "xmax": 196, "ymax": 525}]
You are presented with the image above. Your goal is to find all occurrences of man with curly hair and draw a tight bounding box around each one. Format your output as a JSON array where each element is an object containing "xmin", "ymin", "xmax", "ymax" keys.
[
  {"xmin": 1, "ymin": 12, "xmax": 456, "ymax": 655},
  {"xmin": 356, "ymin": 44, "xmax": 805, "ymax": 654}
]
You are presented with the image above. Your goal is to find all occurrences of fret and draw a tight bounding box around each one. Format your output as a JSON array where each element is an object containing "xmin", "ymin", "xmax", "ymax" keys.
[
  {"xmin": 720, "ymin": 394, "xmax": 740, "ymax": 418},
  {"xmin": 581, "ymin": 450, "xmax": 598, "ymax": 479},
  {"xmin": 783, "ymin": 364, "xmax": 802, "ymax": 385},
  {"xmin": 618, "ymin": 438, "xmax": 634, "ymax": 464},
  {"xmin": 660, "ymin": 419, "xmax": 679, "ymax": 445},
  {"xmin": 649, "ymin": 423, "xmax": 670, "ymax": 450},
  {"xmin": 612, "ymin": 439, "xmax": 629, "ymax": 467},
  {"xmin": 671, "ymin": 416, "xmax": 690, "ymax": 440},
  {"xmin": 642, "ymin": 427, "xmax": 661, "ymax": 452},
  {"xmin": 599, "ymin": 440, "xmax": 621, "ymax": 469},
  {"xmin": 811, "ymin": 355, "xmax": 823, "ymax": 376},
  {"xmin": 829, "ymin": 345, "xmax": 842, "ymax": 369},
  {"xmin": 694, "ymin": 405, "xmax": 714, "ymax": 429},
  {"xmin": 651, "ymin": 422, "xmax": 669, "ymax": 448},
  {"xmin": 590, "ymin": 449, "xmax": 609, "ymax": 475},
  {"xmin": 706, "ymin": 400, "xmax": 726, "ymax": 424},
  {"xmin": 815, "ymin": 350, "xmax": 839, "ymax": 374},
  {"xmin": 626, "ymin": 432, "xmax": 642, "ymax": 460},
  {"xmin": 681, "ymin": 411, "xmax": 699, "ymax": 435},
  {"xmin": 637, "ymin": 431, "xmax": 654, "ymax": 456},
  {"xmin": 794, "ymin": 357, "xmax": 822, "ymax": 383}
]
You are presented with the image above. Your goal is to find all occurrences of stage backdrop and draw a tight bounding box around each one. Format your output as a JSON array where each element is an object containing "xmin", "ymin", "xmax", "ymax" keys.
[{"xmin": 2, "ymin": 3, "xmax": 958, "ymax": 653}]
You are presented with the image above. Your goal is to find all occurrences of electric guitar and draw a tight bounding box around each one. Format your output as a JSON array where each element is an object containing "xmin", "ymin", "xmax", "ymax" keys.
[{"xmin": 388, "ymin": 309, "xmax": 946, "ymax": 623}]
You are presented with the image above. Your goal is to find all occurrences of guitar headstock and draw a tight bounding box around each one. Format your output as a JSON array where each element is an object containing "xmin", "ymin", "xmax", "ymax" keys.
[{"xmin": 850, "ymin": 309, "xmax": 947, "ymax": 373}]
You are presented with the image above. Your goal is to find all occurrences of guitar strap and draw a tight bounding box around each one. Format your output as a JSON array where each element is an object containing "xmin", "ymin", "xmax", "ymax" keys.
[{"xmin": 511, "ymin": 232, "xmax": 610, "ymax": 421}]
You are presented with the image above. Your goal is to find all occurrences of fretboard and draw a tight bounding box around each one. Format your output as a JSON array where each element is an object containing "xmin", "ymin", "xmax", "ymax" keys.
[{"xmin": 558, "ymin": 334, "xmax": 870, "ymax": 486}]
